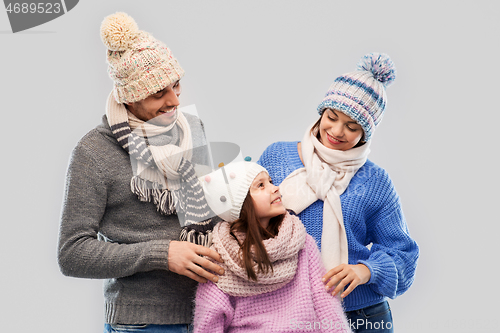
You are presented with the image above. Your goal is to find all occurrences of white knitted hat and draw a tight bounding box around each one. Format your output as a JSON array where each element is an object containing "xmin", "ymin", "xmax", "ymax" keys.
[{"xmin": 201, "ymin": 161, "xmax": 266, "ymax": 222}]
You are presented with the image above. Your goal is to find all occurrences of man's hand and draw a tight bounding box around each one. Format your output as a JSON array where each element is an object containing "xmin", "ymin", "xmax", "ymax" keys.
[{"xmin": 168, "ymin": 241, "xmax": 224, "ymax": 283}]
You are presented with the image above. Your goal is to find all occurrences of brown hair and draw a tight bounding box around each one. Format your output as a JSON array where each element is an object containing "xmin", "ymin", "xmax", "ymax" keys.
[
  {"xmin": 311, "ymin": 112, "xmax": 366, "ymax": 148},
  {"xmin": 229, "ymin": 193, "xmax": 285, "ymax": 281}
]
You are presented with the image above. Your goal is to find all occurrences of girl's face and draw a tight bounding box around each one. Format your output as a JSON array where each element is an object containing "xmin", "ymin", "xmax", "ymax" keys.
[
  {"xmin": 318, "ymin": 109, "xmax": 364, "ymax": 151},
  {"xmin": 249, "ymin": 172, "xmax": 286, "ymax": 229}
]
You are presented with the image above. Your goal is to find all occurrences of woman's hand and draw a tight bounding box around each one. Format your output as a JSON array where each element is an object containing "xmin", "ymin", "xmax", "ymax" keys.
[{"xmin": 322, "ymin": 263, "xmax": 371, "ymax": 298}]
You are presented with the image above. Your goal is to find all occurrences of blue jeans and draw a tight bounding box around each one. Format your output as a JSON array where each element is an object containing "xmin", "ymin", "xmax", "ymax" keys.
[
  {"xmin": 345, "ymin": 301, "xmax": 394, "ymax": 333},
  {"xmin": 104, "ymin": 324, "xmax": 193, "ymax": 333}
]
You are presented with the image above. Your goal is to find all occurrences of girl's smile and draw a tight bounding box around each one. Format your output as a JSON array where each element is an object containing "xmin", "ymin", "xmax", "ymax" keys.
[{"xmin": 271, "ymin": 197, "xmax": 282, "ymax": 204}]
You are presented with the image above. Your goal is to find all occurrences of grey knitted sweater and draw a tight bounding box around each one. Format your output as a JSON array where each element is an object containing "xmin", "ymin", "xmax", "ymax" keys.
[{"xmin": 58, "ymin": 114, "xmax": 208, "ymax": 325}]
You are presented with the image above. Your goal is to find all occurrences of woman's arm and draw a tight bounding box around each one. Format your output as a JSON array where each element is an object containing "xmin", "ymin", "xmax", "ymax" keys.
[
  {"xmin": 324, "ymin": 168, "xmax": 419, "ymax": 299},
  {"xmin": 358, "ymin": 191, "xmax": 419, "ymax": 298}
]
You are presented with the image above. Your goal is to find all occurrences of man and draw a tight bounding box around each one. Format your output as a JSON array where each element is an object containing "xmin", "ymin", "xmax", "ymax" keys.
[{"xmin": 58, "ymin": 12, "xmax": 223, "ymax": 332}]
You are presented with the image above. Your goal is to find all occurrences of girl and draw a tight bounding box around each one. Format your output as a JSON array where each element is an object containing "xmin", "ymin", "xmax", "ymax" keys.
[
  {"xmin": 258, "ymin": 53, "xmax": 419, "ymax": 332},
  {"xmin": 193, "ymin": 161, "xmax": 352, "ymax": 333}
]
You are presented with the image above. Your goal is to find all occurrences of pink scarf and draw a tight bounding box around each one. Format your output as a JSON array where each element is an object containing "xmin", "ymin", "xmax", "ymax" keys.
[{"xmin": 211, "ymin": 212, "xmax": 306, "ymax": 297}]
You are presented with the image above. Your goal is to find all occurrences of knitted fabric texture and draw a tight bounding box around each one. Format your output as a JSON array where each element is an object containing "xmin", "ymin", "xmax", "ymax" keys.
[
  {"xmin": 317, "ymin": 53, "xmax": 396, "ymax": 142},
  {"xmin": 176, "ymin": 159, "xmax": 220, "ymax": 247},
  {"xmin": 280, "ymin": 126, "xmax": 370, "ymax": 272},
  {"xmin": 258, "ymin": 141, "xmax": 419, "ymax": 312},
  {"xmin": 100, "ymin": 12, "xmax": 184, "ymax": 103},
  {"xmin": 106, "ymin": 92, "xmax": 216, "ymax": 246},
  {"xmin": 202, "ymin": 161, "xmax": 267, "ymax": 223},
  {"xmin": 211, "ymin": 212, "xmax": 306, "ymax": 297},
  {"xmin": 194, "ymin": 235, "xmax": 352, "ymax": 332},
  {"xmin": 58, "ymin": 116, "xmax": 208, "ymax": 324}
]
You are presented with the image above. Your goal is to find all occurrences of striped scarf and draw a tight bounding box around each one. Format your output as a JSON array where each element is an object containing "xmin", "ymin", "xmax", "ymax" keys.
[{"xmin": 105, "ymin": 92, "xmax": 217, "ymax": 246}]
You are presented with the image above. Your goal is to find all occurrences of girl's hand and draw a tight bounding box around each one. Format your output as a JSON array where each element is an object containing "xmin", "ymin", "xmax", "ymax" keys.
[{"xmin": 322, "ymin": 264, "xmax": 371, "ymax": 298}]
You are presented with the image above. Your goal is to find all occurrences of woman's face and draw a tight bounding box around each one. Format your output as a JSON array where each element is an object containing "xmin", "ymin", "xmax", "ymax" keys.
[{"xmin": 318, "ymin": 109, "xmax": 364, "ymax": 151}]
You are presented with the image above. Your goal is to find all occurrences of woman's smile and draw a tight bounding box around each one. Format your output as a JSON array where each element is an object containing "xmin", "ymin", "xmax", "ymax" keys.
[{"xmin": 325, "ymin": 132, "xmax": 345, "ymax": 145}]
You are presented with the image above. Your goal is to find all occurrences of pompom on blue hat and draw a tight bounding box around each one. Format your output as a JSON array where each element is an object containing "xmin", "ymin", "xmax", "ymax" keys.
[{"xmin": 317, "ymin": 53, "xmax": 396, "ymax": 142}]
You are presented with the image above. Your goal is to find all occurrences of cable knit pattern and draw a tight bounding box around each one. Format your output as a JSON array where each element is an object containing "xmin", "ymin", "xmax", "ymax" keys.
[
  {"xmin": 257, "ymin": 141, "xmax": 419, "ymax": 312},
  {"xmin": 211, "ymin": 212, "xmax": 306, "ymax": 297},
  {"xmin": 194, "ymin": 235, "xmax": 352, "ymax": 332}
]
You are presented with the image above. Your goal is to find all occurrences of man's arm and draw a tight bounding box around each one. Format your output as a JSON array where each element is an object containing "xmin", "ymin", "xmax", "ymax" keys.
[
  {"xmin": 57, "ymin": 143, "xmax": 171, "ymax": 278},
  {"xmin": 57, "ymin": 142, "xmax": 224, "ymax": 281}
]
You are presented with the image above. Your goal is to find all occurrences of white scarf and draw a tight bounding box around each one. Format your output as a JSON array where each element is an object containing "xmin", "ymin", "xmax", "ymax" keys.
[{"xmin": 279, "ymin": 125, "xmax": 370, "ymax": 271}]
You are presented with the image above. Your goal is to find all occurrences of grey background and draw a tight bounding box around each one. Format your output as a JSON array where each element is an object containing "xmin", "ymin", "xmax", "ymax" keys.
[{"xmin": 1, "ymin": 1, "xmax": 498, "ymax": 332}]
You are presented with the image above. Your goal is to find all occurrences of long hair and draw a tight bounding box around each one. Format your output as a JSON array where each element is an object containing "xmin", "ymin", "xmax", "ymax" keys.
[{"xmin": 229, "ymin": 192, "xmax": 285, "ymax": 281}]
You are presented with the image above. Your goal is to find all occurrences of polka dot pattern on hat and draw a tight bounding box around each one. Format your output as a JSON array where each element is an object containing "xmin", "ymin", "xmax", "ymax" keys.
[{"xmin": 202, "ymin": 162, "xmax": 267, "ymax": 222}]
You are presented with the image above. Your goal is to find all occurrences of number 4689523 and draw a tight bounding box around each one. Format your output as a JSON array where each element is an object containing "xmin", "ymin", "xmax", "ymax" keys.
[{"xmin": 6, "ymin": 2, "xmax": 62, "ymax": 14}]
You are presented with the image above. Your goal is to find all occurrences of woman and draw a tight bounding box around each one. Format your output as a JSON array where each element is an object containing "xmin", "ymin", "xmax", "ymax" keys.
[{"xmin": 258, "ymin": 53, "xmax": 419, "ymax": 332}]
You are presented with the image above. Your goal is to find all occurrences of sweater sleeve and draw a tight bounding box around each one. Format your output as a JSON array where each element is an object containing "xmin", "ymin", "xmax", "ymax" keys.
[
  {"xmin": 357, "ymin": 169, "xmax": 419, "ymax": 299},
  {"xmin": 57, "ymin": 143, "xmax": 170, "ymax": 279},
  {"xmin": 305, "ymin": 236, "xmax": 352, "ymax": 333},
  {"xmin": 193, "ymin": 281, "xmax": 234, "ymax": 333}
]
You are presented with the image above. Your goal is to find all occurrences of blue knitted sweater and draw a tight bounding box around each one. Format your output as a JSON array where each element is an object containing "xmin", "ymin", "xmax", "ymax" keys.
[{"xmin": 258, "ymin": 141, "xmax": 419, "ymax": 312}]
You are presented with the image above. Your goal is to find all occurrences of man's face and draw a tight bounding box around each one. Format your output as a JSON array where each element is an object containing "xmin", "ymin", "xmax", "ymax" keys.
[{"xmin": 126, "ymin": 80, "xmax": 182, "ymax": 126}]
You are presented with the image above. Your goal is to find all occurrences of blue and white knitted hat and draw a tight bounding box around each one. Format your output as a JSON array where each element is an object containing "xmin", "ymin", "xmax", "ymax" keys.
[{"xmin": 317, "ymin": 53, "xmax": 396, "ymax": 142}]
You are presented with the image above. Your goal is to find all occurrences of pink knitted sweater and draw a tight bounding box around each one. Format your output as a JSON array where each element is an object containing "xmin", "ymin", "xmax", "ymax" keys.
[{"xmin": 193, "ymin": 213, "xmax": 352, "ymax": 332}]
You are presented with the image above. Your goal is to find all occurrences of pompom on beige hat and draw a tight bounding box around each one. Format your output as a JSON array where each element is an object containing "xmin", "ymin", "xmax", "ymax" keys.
[{"xmin": 100, "ymin": 12, "xmax": 184, "ymax": 103}]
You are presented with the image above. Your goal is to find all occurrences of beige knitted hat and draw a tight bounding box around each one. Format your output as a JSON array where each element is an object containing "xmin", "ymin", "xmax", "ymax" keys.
[{"xmin": 100, "ymin": 12, "xmax": 185, "ymax": 103}]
